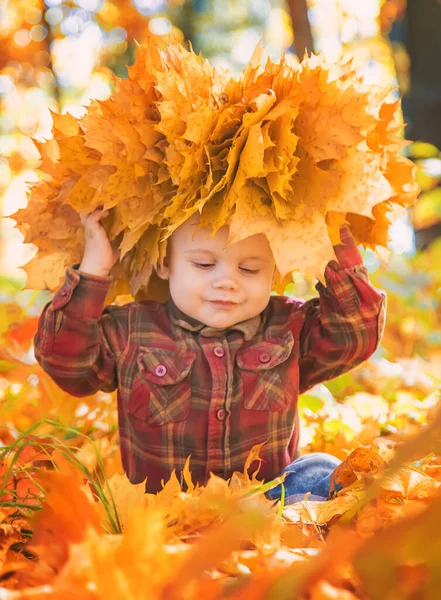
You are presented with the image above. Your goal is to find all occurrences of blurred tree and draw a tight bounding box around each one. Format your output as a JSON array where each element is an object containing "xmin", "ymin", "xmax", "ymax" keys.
[
  {"xmin": 398, "ymin": 0, "xmax": 441, "ymax": 250},
  {"xmin": 183, "ymin": 0, "xmax": 284, "ymax": 72},
  {"xmin": 380, "ymin": 0, "xmax": 409, "ymax": 94},
  {"xmin": 169, "ymin": 1, "xmax": 195, "ymax": 49},
  {"xmin": 402, "ymin": 0, "xmax": 441, "ymax": 150},
  {"xmin": 286, "ymin": 0, "xmax": 314, "ymax": 57},
  {"xmin": 306, "ymin": 0, "xmax": 399, "ymax": 88},
  {"xmin": 379, "ymin": 1, "xmax": 441, "ymax": 250}
]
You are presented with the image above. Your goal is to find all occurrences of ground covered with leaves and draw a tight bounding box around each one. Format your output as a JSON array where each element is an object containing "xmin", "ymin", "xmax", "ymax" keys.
[{"xmin": 1, "ymin": 242, "xmax": 441, "ymax": 600}]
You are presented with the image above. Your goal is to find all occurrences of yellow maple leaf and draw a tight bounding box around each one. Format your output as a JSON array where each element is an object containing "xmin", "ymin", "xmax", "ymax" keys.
[{"xmin": 104, "ymin": 472, "xmax": 148, "ymax": 530}]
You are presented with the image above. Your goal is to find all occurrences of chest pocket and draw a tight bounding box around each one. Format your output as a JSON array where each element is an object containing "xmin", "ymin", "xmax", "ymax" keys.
[
  {"xmin": 236, "ymin": 331, "xmax": 294, "ymax": 411},
  {"xmin": 128, "ymin": 346, "xmax": 196, "ymax": 426}
]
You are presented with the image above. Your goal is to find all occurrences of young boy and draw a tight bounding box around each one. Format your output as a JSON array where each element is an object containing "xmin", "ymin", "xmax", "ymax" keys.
[{"xmin": 34, "ymin": 207, "xmax": 386, "ymax": 502}]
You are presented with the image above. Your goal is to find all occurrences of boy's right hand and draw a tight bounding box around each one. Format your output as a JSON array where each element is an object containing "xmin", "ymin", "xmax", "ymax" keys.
[{"xmin": 78, "ymin": 207, "xmax": 119, "ymax": 277}]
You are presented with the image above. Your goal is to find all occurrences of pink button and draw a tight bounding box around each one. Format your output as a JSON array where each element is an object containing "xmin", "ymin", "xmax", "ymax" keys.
[
  {"xmin": 60, "ymin": 288, "xmax": 68, "ymax": 297},
  {"xmin": 216, "ymin": 409, "xmax": 227, "ymax": 421},
  {"xmin": 155, "ymin": 365, "xmax": 167, "ymax": 377},
  {"xmin": 259, "ymin": 352, "xmax": 271, "ymax": 363},
  {"xmin": 213, "ymin": 346, "xmax": 225, "ymax": 358}
]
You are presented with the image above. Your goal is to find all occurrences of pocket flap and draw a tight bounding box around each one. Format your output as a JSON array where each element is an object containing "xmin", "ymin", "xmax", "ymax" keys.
[
  {"xmin": 236, "ymin": 331, "xmax": 294, "ymax": 371},
  {"xmin": 137, "ymin": 346, "xmax": 196, "ymax": 385}
]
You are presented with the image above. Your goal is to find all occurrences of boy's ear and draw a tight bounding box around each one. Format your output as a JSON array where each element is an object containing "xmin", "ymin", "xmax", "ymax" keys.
[{"xmin": 156, "ymin": 257, "xmax": 170, "ymax": 281}]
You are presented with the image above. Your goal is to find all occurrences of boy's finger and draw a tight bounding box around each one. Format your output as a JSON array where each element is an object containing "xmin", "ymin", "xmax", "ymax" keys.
[
  {"xmin": 333, "ymin": 224, "xmax": 362, "ymax": 267},
  {"xmin": 338, "ymin": 224, "xmax": 356, "ymax": 247},
  {"xmin": 89, "ymin": 208, "xmax": 105, "ymax": 222},
  {"xmin": 88, "ymin": 206, "xmax": 103, "ymax": 215},
  {"xmin": 96, "ymin": 207, "xmax": 109, "ymax": 218}
]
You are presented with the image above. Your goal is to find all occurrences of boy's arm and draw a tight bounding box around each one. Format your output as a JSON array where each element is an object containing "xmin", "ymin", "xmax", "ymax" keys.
[
  {"xmin": 298, "ymin": 226, "xmax": 386, "ymax": 394},
  {"xmin": 34, "ymin": 266, "xmax": 126, "ymax": 397}
]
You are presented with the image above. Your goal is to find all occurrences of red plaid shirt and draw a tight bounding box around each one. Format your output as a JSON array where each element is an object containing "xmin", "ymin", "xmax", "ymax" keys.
[{"xmin": 34, "ymin": 242, "xmax": 386, "ymax": 493}]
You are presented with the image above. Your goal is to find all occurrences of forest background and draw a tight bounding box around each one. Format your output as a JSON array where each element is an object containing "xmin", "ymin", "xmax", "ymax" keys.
[{"xmin": 1, "ymin": 1, "xmax": 441, "ymax": 599}]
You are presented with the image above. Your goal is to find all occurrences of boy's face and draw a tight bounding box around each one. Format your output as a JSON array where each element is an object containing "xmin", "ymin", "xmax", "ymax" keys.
[{"xmin": 157, "ymin": 213, "xmax": 277, "ymax": 329}]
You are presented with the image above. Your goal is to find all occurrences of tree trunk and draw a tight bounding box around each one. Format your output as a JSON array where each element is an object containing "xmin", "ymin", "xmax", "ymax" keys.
[
  {"xmin": 403, "ymin": 0, "xmax": 441, "ymax": 149},
  {"xmin": 401, "ymin": 0, "xmax": 441, "ymax": 250},
  {"xmin": 286, "ymin": 0, "xmax": 314, "ymax": 58}
]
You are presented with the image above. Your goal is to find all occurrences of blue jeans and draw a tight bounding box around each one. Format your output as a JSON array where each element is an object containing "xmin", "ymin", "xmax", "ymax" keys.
[{"xmin": 265, "ymin": 452, "xmax": 342, "ymax": 504}]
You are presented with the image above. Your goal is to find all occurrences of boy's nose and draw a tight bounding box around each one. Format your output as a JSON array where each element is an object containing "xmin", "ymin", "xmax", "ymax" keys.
[{"xmin": 212, "ymin": 273, "xmax": 239, "ymax": 290}]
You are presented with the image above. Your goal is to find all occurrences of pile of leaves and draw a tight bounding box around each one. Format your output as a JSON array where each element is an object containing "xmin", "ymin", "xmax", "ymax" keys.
[
  {"xmin": 11, "ymin": 38, "xmax": 418, "ymax": 303},
  {"xmin": 1, "ymin": 399, "xmax": 441, "ymax": 599}
]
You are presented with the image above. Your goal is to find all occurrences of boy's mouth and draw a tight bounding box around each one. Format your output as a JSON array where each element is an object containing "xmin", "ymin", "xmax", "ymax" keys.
[{"xmin": 209, "ymin": 300, "xmax": 237, "ymax": 309}]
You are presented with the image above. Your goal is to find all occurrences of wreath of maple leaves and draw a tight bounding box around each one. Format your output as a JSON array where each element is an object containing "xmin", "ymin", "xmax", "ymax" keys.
[{"xmin": 12, "ymin": 39, "xmax": 419, "ymax": 304}]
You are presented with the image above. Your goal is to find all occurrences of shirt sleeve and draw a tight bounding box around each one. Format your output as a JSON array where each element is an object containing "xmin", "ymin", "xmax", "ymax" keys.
[
  {"xmin": 34, "ymin": 265, "xmax": 128, "ymax": 397},
  {"xmin": 298, "ymin": 229, "xmax": 387, "ymax": 394}
]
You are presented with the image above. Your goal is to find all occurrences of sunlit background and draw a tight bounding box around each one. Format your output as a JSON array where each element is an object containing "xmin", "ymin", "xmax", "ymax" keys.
[
  {"xmin": 1, "ymin": 0, "xmax": 440, "ymax": 280},
  {"xmin": 2, "ymin": 6, "xmax": 441, "ymax": 575}
]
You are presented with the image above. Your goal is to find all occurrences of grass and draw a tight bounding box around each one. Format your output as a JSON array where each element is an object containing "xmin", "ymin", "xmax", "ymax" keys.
[{"xmin": 0, "ymin": 419, "xmax": 122, "ymax": 534}]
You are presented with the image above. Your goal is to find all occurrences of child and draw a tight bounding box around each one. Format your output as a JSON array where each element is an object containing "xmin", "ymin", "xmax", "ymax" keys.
[{"xmin": 34, "ymin": 207, "xmax": 386, "ymax": 503}]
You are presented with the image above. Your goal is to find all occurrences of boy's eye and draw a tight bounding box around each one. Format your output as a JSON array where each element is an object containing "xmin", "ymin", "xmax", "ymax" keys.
[
  {"xmin": 193, "ymin": 263, "xmax": 214, "ymax": 269},
  {"xmin": 192, "ymin": 262, "xmax": 259, "ymax": 274}
]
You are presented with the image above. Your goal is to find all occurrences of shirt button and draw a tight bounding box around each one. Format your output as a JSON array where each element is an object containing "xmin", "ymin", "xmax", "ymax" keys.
[
  {"xmin": 216, "ymin": 409, "xmax": 227, "ymax": 421},
  {"xmin": 155, "ymin": 365, "xmax": 167, "ymax": 377},
  {"xmin": 259, "ymin": 352, "xmax": 271, "ymax": 363},
  {"xmin": 213, "ymin": 346, "xmax": 225, "ymax": 358},
  {"xmin": 60, "ymin": 288, "xmax": 68, "ymax": 297}
]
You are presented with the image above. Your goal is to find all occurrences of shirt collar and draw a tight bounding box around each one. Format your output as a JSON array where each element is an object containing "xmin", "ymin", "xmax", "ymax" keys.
[{"xmin": 166, "ymin": 298, "xmax": 264, "ymax": 341}]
